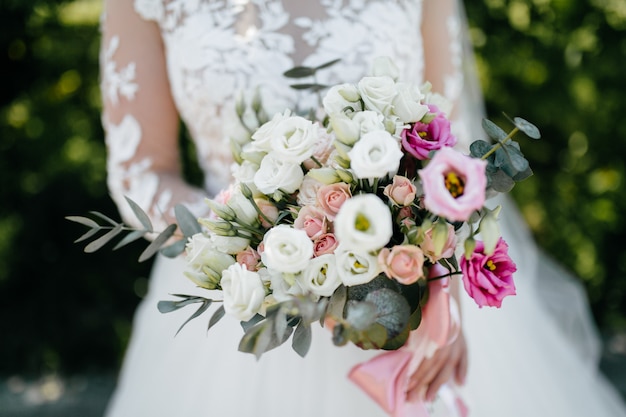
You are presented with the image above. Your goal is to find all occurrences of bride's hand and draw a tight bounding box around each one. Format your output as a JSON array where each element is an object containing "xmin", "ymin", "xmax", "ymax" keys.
[{"xmin": 406, "ymin": 331, "xmax": 468, "ymax": 403}]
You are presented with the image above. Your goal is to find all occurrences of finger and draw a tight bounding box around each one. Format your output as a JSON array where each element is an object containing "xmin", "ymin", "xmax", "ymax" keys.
[{"xmin": 425, "ymin": 363, "xmax": 454, "ymax": 402}]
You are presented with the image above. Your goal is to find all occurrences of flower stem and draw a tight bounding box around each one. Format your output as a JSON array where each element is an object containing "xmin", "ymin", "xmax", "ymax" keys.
[
  {"xmin": 481, "ymin": 127, "xmax": 520, "ymax": 160},
  {"xmin": 427, "ymin": 270, "xmax": 463, "ymax": 282}
]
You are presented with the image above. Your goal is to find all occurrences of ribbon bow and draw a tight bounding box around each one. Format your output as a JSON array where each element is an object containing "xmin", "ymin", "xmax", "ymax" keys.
[{"xmin": 348, "ymin": 265, "xmax": 467, "ymax": 417}]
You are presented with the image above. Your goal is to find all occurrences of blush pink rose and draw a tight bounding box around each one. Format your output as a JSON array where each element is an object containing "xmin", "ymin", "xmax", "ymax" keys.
[
  {"xmin": 421, "ymin": 223, "xmax": 457, "ymax": 263},
  {"xmin": 209, "ymin": 185, "xmax": 235, "ymax": 220},
  {"xmin": 383, "ymin": 175, "xmax": 417, "ymax": 206},
  {"xmin": 378, "ymin": 245, "xmax": 425, "ymax": 285},
  {"xmin": 294, "ymin": 206, "xmax": 328, "ymax": 239},
  {"xmin": 317, "ymin": 182, "xmax": 352, "ymax": 221},
  {"xmin": 418, "ymin": 147, "xmax": 487, "ymax": 222},
  {"xmin": 460, "ymin": 238, "xmax": 517, "ymax": 308},
  {"xmin": 236, "ymin": 246, "xmax": 261, "ymax": 271},
  {"xmin": 401, "ymin": 104, "xmax": 457, "ymax": 160},
  {"xmin": 254, "ymin": 198, "xmax": 279, "ymax": 229},
  {"xmin": 313, "ymin": 233, "xmax": 339, "ymax": 257}
]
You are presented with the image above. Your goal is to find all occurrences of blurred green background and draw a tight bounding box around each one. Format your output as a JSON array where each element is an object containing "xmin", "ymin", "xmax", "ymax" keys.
[{"xmin": 1, "ymin": 0, "xmax": 625, "ymax": 413}]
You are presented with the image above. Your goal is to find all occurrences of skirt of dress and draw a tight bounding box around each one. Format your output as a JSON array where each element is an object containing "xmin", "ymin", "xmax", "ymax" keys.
[{"xmin": 104, "ymin": 197, "xmax": 626, "ymax": 417}]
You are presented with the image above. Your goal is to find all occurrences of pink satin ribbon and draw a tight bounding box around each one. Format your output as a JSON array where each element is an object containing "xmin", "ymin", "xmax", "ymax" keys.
[{"xmin": 348, "ymin": 264, "xmax": 467, "ymax": 417}]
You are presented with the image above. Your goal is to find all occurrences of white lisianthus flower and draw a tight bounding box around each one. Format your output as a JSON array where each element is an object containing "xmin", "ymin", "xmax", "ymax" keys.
[
  {"xmin": 299, "ymin": 254, "xmax": 341, "ymax": 298},
  {"xmin": 184, "ymin": 233, "xmax": 236, "ymax": 289},
  {"xmin": 267, "ymin": 269, "xmax": 307, "ymax": 302},
  {"xmin": 232, "ymin": 160, "xmax": 259, "ymax": 189},
  {"xmin": 254, "ymin": 154, "xmax": 304, "ymax": 195},
  {"xmin": 357, "ymin": 76, "xmax": 397, "ymax": 115},
  {"xmin": 221, "ymin": 263, "xmax": 266, "ymax": 321},
  {"xmin": 250, "ymin": 109, "xmax": 292, "ymax": 152},
  {"xmin": 261, "ymin": 225, "xmax": 314, "ymax": 273},
  {"xmin": 269, "ymin": 116, "xmax": 319, "ymax": 164},
  {"xmin": 370, "ymin": 56, "xmax": 400, "ymax": 80},
  {"xmin": 334, "ymin": 194, "xmax": 393, "ymax": 252},
  {"xmin": 348, "ymin": 130, "xmax": 403, "ymax": 180},
  {"xmin": 392, "ymin": 82, "xmax": 429, "ymax": 123},
  {"xmin": 329, "ymin": 113, "xmax": 361, "ymax": 145},
  {"xmin": 352, "ymin": 111, "xmax": 386, "ymax": 135},
  {"xmin": 335, "ymin": 244, "xmax": 381, "ymax": 286},
  {"xmin": 210, "ymin": 234, "xmax": 250, "ymax": 255},
  {"xmin": 323, "ymin": 83, "xmax": 362, "ymax": 116},
  {"xmin": 228, "ymin": 187, "xmax": 259, "ymax": 226}
]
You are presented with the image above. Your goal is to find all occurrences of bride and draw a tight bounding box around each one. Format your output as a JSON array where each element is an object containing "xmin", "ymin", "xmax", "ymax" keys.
[{"xmin": 100, "ymin": 1, "xmax": 626, "ymax": 416}]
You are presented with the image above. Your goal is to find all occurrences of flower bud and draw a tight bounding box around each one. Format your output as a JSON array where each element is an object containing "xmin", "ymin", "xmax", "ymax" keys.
[
  {"xmin": 205, "ymin": 199, "xmax": 236, "ymax": 222},
  {"xmin": 307, "ymin": 168, "xmax": 341, "ymax": 185},
  {"xmin": 479, "ymin": 205, "xmax": 502, "ymax": 255}
]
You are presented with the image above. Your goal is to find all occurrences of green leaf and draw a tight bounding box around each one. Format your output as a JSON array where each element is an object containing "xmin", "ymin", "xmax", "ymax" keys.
[
  {"xmin": 292, "ymin": 322, "xmax": 312, "ymax": 358},
  {"xmin": 88, "ymin": 211, "xmax": 119, "ymax": 226},
  {"xmin": 113, "ymin": 230, "xmax": 146, "ymax": 250},
  {"xmin": 73, "ymin": 227, "xmax": 100, "ymax": 244},
  {"xmin": 514, "ymin": 117, "xmax": 541, "ymax": 139},
  {"xmin": 365, "ymin": 288, "xmax": 411, "ymax": 339},
  {"xmin": 504, "ymin": 144, "xmax": 529, "ymax": 172},
  {"xmin": 208, "ymin": 305, "xmax": 225, "ymax": 332},
  {"xmin": 241, "ymin": 314, "xmax": 265, "ymax": 332},
  {"xmin": 408, "ymin": 304, "xmax": 422, "ymax": 330},
  {"xmin": 124, "ymin": 196, "xmax": 153, "ymax": 232},
  {"xmin": 360, "ymin": 323, "xmax": 388, "ymax": 349},
  {"xmin": 345, "ymin": 301, "xmax": 378, "ymax": 330},
  {"xmin": 65, "ymin": 215, "xmax": 99, "ymax": 228},
  {"xmin": 283, "ymin": 66, "xmax": 315, "ymax": 78},
  {"xmin": 314, "ymin": 58, "xmax": 341, "ymax": 71},
  {"xmin": 159, "ymin": 239, "xmax": 187, "ymax": 258},
  {"xmin": 382, "ymin": 323, "xmax": 409, "ymax": 350},
  {"xmin": 326, "ymin": 285, "xmax": 347, "ymax": 320},
  {"xmin": 347, "ymin": 274, "xmax": 401, "ymax": 302},
  {"xmin": 84, "ymin": 223, "xmax": 123, "ymax": 253},
  {"xmin": 157, "ymin": 295, "xmax": 207, "ymax": 313},
  {"xmin": 174, "ymin": 204, "xmax": 202, "ymax": 238},
  {"xmin": 138, "ymin": 223, "xmax": 177, "ymax": 262},
  {"xmin": 489, "ymin": 168, "xmax": 516, "ymax": 192},
  {"xmin": 482, "ymin": 119, "xmax": 507, "ymax": 142},
  {"xmin": 512, "ymin": 166, "xmax": 533, "ymax": 182},
  {"xmin": 469, "ymin": 140, "xmax": 492, "ymax": 159},
  {"xmin": 289, "ymin": 83, "xmax": 328, "ymax": 92},
  {"xmin": 175, "ymin": 299, "xmax": 212, "ymax": 336}
]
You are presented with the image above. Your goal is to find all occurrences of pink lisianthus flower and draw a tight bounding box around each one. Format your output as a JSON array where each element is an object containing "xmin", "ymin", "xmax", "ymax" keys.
[
  {"xmin": 378, "ymin": 244, "xmax": 425, "ymax": 285},
  {"xmin": 460, "ymin": 238, "xmax": 517, "ymax": 308},
  {"xmin": 401, "ymin": 105, "xmax": 457, "ymax": 160},
  {"xmin": 418, "ymin": 147, "xmax": 487, "ymax": 222}
]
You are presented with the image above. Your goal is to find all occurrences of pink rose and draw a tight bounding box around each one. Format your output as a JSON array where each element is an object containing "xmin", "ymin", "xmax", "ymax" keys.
[
  {"xmin": 209, "ymin": 185, "xmax": 234, "ymax": 220},
  {"xmin": 396, "ymin": 206, "xmax": 413, "ymax": 223},
  {"xmin": 383, "ymin": 175, "xmax": 417, "ymax": 206},
  {"xmin": 294, "ymin": 206, "xmax": 328, "ymax": 239},
  {"xmin": 254, "ymin": 198, "xmax": 279, "ymax": 229},
  {"xmin": 418, "ymin": 147, "xmax": 487, "ymax": 222},
  {"xmin": 236, "ymin": 246, "xmax": 261, "ymax": 271},
  {"xmin": 317, "ymin": 182, "xmax": 352, "ymax": 221},
  {"xmin": 460, "ymin": 238, "xmax": 517, "ymax": 308},
  {"xmin": 378, "ymin": 245, "xmax": 425, "ymax": 285},
  {"xmin": 421, "ymin": 223, "xmax": 457, "ymax": 263},
  {"xmin": 313, "ymin": 233, "xmax": 339, "ymax": 257},
  {"xmin": 401, "ymin": 104, "xmax": 457, "ymax": 160}
]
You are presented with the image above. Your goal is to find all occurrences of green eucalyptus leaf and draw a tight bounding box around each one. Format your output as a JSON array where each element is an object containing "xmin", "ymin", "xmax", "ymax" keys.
[
  {"xmin": 489, "ymin": 169, "xmax": 516, "ymax": 193},
  {"xmin": 514, "ymin": 117, "xmax": 541, "ymax": 139},
  {"xmin": 73, "ymin": 227, "xmax": 100, "ymax": 244},
  {"xmin": 157, "ymin": 300, "xmax": 181, "ymax": 314},
  {"xmin": 289, "ymin": 83, "xmax": 329, "ymax": 92},
  {"xmin": 482, "ymin": 119, "xmax": 507, "ymax": 142},
  {"xmin": 241, "ymin": 314, "xmax": 265, "ymax": 332},
  {"xmin": 347, "ymin": 274, "xmax": 401, "ymax": 302},
  {"xmin": 512, "ymin": 166, "xmax": 534, "ymax": 182},
  {"xmin": 208, "ymin": 305, "xmax": 225, "ymax": 332},
  {"xmin": 138, "ymin": 223, "xmax": 177, "ymax": 262},
  {"xmin": 332, "ymin": 323, "xmax": 348, "ymax": 346},
  {"xmin": 175, "ymin": 204, "xmax": 202, "ymax": 238},
  {"xmin": 292, "ymin": 322, "xmax": 312, "ymax": 358},
  {"xmin": 283, "ymin": 66, "xmax": 316, "ymax": 78},
  {"xmin": 469, "ymin": 140, "xmax": 492, "ymax": 159},
  {"xmin": 408, "ymin": 303, "xmax": 422, "ymax": 330},
  {"xmin": 159, "ymin": 239, "xmax": 187, "ymax": 258},
  {"xmin": 326, "ymin": 285, "xmax": 347, "ymax": 319},
  {"xmin": 360, "ymin": 323, "xmax": 388, "ymax": 349},
  {"xmin": 382, "ymin": 323, "xmax": 410, "ymax": 350},
  {"xmin": 124, "ymin": 196, "xmax": 153, "ymax": 232},
  {"xmin": 314, "ymin": 58, "xmax": 341, "ymax": 71},
  {"xmin": 113, "ymin": 230, "xmax": 146, "ymax": 250},
  {"xmin": 175, "ymin": 299, "xmax": 213, "ymax": 336},
  {"xmin": 88, "ymin": 211, "xmax": 119, "ymax": 226},
  {"xmin": 238, "ymin": 321, "xmax": 270, "ymax": 359},
  {"xmin": 65, "ymin": 216, "xmax": 100, "ymax": 229},
  {"xmin": 504, "ymin": 144, "xmax": 530, "ymax": 172},
  {"xmin": 365, "ymin": 288, "xmax": 411, "ymax": 339},
  {"xmin": 494, "ymin": 147, "xmax": 509, "ymax": 169},
  {"xmin": 345, "ymin": 301, "xmax": 378, "ymax": 330},
  {"xmin": 84, "ymin": 223, "xmax": 124, "ymax": 253}
]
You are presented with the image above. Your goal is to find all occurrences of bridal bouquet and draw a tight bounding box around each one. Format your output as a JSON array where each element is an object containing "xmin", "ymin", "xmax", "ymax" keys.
[{"xmin": 68, "ymin": 57, "xmax": 539, "ymax": 359}]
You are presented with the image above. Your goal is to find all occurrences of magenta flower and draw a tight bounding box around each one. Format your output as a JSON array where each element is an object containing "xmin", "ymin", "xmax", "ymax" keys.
[
  {"xmin": 401, "ymin": 105, "xmax": 457, "ymax": 160},
  {"xmin": 460, "ymin": 238, "xmax": 517, "ymax": 308},
  {"xmin": 418, "ymin": 147, "xmax": 487, "ymax": 222}
]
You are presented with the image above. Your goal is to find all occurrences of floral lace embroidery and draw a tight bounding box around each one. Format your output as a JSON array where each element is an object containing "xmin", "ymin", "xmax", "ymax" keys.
[{"xmin": 101, "ymin": 36, "xmax": 139, "ymax": 105}]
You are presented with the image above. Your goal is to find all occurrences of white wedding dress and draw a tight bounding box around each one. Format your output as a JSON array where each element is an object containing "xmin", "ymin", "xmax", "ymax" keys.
[{"xmin": 100, "ymin": 1, "xmax": 626, "ymax": 416}]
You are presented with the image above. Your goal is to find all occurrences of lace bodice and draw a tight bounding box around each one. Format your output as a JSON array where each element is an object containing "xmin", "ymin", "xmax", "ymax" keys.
[{"xmin": 100, "ymin": 0, "xmax": 463, "ymax": 231}]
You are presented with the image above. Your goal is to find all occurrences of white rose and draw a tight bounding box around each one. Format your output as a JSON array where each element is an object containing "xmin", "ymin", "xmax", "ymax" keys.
[
  {"xmin": 221, "ymin": 263, "xmax": 266, "ymax": 321},
  {"xmin": 335, "ymin": 244, "xmax": 381, "ymax": 286},
  {"xmin": 392, "ymin": 82, "xmax": 429, "ymax": 123},
  {"xmin": 261, "ymin": 225, "xmax": 313, "ymax": 273},
  {"xmin": 210, "ymin": 234, "xmax": 250, "ymax": 255},
  {"xmin": 323, "ymin": 84, "xmax": 362, "ymax": 116},
  {"xmin": 250, "ymin": 109, "xmax": 292, "ymax": 152},
  {"xmin": 254, "ymin": 154, "xmax": 304, "ymax": 195},
  {"xmin": 352, "ymin": 111, "xmax": 386, "ymax": 135},
  {"xmin": 298, "ymin": 254, "xmax": 341, "ymax": 298},
  {"xmin": 348, "ymin": 130, "xmax": 403, "ymax": 179},
  {"xmin": 334, "ymin": 194, "xmax": 393, "ymax": 252},
  {"xmin": 297, "ymin": 175, "xmax": 325, "ymax": 206},
  {"xmin": 184, "ymin": 233, "xmax": 236, "ymax": 289},
  {"xmin": 269, "ymin": 116, "xmax": 319, "ymax": 164},
  {"xmin": 370, "ymin": 56, "xmax": 400, "ymax": 80},
  {"xmin": 228, "ymin": 187, "xmax": 259, "ymax": 226},
  {"xmin": 357, "ymin": 76, "xmax": 397, "ymax": 115}
]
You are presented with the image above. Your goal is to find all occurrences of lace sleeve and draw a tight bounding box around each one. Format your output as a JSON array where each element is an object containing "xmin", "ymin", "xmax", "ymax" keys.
[{"xmin": 100, "ymin": 0, "xmax": 208, "ymax": 232}]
